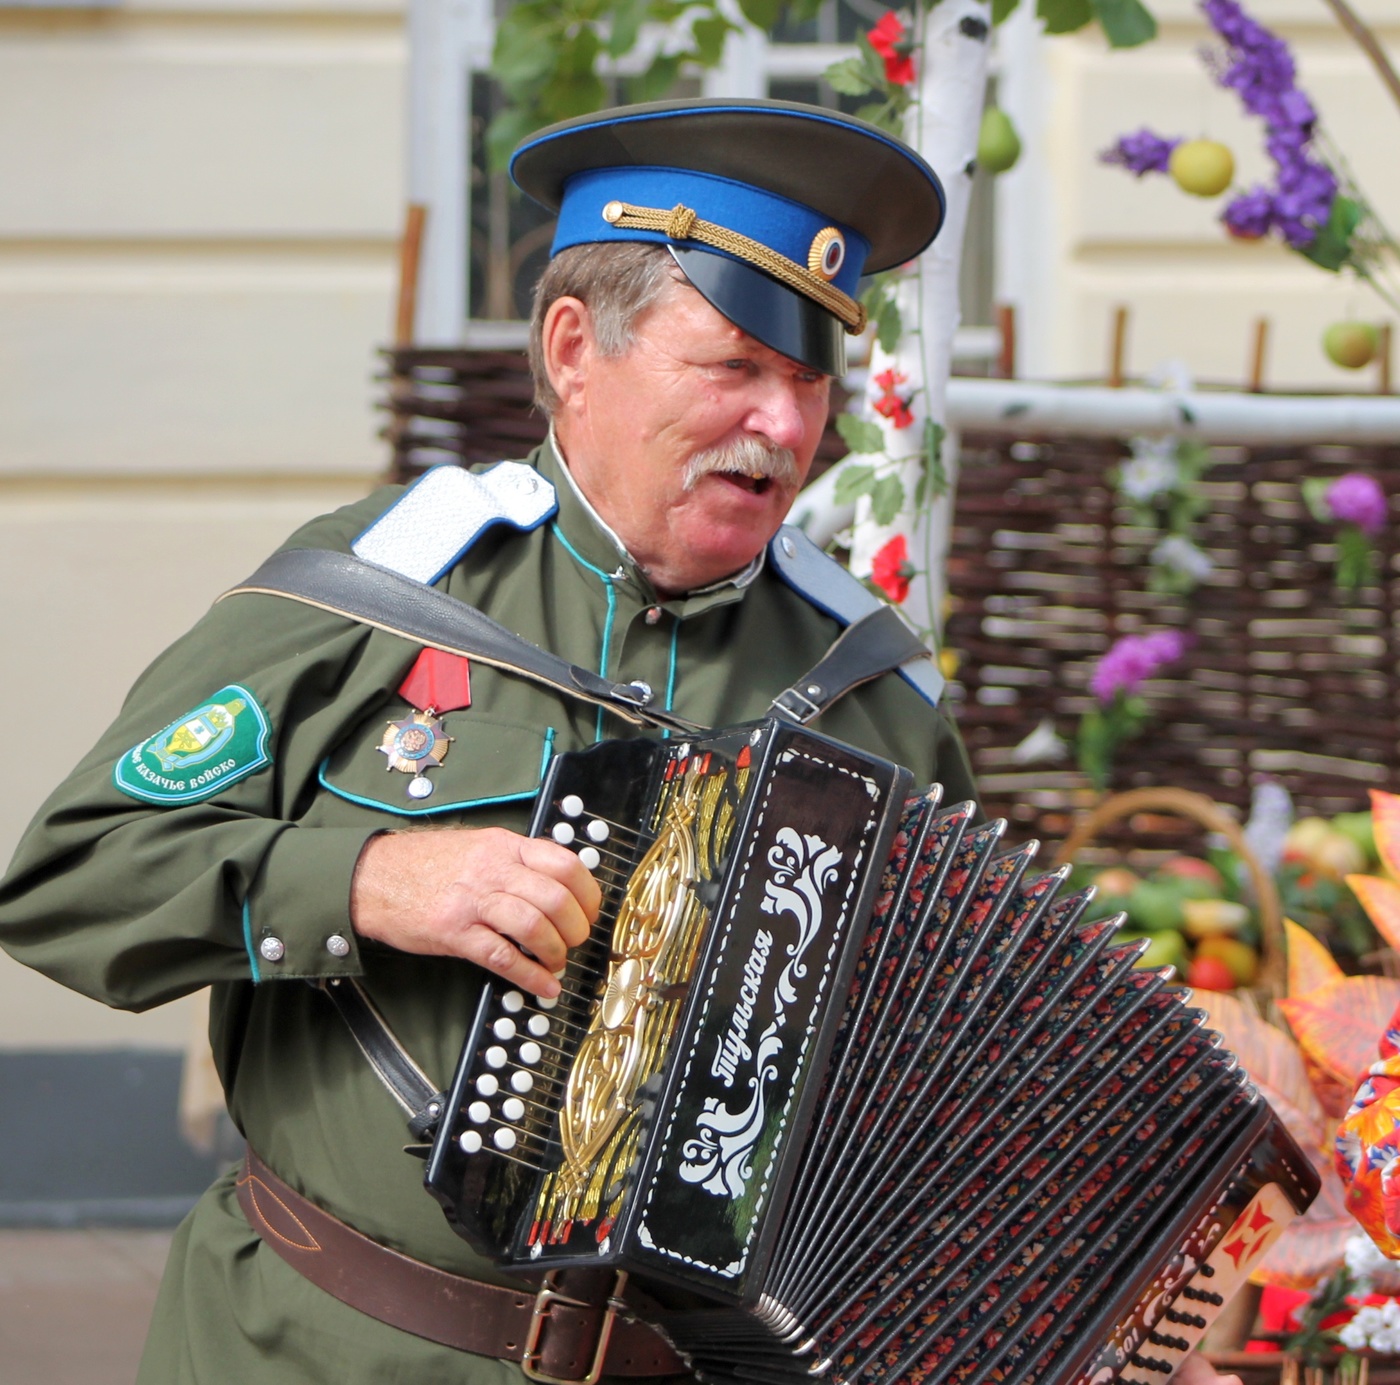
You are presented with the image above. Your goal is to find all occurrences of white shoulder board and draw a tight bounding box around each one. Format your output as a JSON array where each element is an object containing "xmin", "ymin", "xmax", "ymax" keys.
[
  {"xmin": 353, "ymin": 462, "xmax": 558, "ymax": 584},
  {"xmin": 767, "ymin": 524, "xmax": 946, "ymax": 709}
]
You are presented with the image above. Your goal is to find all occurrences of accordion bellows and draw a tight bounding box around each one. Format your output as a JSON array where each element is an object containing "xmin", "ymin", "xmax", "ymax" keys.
[{"xmin": 425, "ymin": 719, "xmax": 1318, "ymax": 1385}]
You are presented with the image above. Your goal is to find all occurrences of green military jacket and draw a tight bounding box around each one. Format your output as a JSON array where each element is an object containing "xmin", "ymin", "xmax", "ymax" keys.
[{"xmin": 0, "ymin": 442, "xmax": 978, "ymax": 1382}]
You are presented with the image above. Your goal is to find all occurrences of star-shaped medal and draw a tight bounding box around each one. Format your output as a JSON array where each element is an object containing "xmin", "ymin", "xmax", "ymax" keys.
[{"xmin": 377, "ymin": 710, "xmax": 453, "ymax": 799}]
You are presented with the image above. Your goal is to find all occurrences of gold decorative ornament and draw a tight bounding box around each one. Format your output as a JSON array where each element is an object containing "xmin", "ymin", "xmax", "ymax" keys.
[
  {"xmin": 597, "ymin": 200, "xmax": 866, "ymax": 335},
  {"xmin": 807, "ymin": 227, "xmax": 846, "ymax": 281}
]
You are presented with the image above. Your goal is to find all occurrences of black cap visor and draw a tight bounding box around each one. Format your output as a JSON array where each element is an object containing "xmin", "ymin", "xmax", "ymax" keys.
[{"xmin": 671, "ymin": 246, "xmax": 847, "ymax": 377}]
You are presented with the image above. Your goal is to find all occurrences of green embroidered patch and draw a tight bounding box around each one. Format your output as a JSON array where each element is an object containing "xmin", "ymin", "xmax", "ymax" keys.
[{"xmin": 114, "ymin": 684, "xmax": 272, "ymax": 805}]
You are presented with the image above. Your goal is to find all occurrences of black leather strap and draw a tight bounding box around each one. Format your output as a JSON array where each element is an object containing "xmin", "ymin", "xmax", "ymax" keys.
[
  {"xmin": 770, "ymin": 605, "xmax": 930, "ymax": 724},
  {"xmin": 314, "ymin": 978, "xmax": 443, "ymax": 1135},
  {"xmin": 219, "ymin": 548, "xmax": 704, "ymax": 737}
]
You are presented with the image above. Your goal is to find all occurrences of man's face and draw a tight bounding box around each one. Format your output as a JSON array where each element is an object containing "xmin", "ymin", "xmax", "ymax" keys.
[{"xmin": 551, "ymin": 277, "xmax": 831, "ymax": 596}]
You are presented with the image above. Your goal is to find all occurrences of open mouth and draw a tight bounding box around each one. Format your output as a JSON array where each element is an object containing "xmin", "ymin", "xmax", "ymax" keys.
[{"xmin": 716, "ymin": 471, "xmax": 773, "ymax": 496}]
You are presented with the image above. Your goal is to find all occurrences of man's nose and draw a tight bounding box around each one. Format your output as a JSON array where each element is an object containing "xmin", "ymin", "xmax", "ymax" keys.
[{"xmin": 742, "ymin": 378, "xmax": 808, "ymax": 452}]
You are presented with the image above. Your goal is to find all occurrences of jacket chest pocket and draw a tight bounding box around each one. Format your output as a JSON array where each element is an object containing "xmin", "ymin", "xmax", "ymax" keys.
[{"xmin": 317, "ymin": 704, "xmax": 557, "ymax": 821}]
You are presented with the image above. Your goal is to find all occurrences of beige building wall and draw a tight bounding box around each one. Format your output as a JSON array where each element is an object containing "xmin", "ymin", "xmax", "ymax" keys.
[
  {"xmin": 0, "ymin": 0, "xmax": 403, "ymax": 1049},
  {"xmin": 999, "ymin": 0, "xmax": 1400, "ymax": 390}
]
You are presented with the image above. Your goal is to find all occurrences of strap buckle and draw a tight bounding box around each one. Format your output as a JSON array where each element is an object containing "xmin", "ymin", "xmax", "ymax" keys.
[
  {"xmin": 521, "ymin": 1270, "xmax": 629, "ymax": 1385},
  {"xmin": 770, "ymin": 682, "xmax": 824, "ymax": 724}
]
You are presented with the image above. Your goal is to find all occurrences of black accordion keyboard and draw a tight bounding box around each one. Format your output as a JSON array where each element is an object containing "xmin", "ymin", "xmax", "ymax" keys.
[{"xmin": 424, "ymin": 718, "xmax": 1319, "ymax": 1385}]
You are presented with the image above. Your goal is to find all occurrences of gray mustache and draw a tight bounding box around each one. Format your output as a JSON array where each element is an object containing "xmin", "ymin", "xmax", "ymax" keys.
[{"xmin": 682, "ymin": 435, "xmax": 799, "ymax": 492}]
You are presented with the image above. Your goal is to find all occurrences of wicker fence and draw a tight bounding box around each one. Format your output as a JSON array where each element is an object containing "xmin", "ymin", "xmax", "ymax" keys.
[{"xmin": 380, "ymin": 347, "xmax": 1400, "ymax": 850}]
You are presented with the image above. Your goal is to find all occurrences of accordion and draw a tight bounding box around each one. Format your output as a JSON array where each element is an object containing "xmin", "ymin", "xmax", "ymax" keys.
[{"xmin": 424, "ymin": 719, "xmax": 1319, "ymax": 1385}]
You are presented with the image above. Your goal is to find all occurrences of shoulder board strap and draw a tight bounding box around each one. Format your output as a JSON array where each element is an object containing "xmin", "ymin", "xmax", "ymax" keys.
[
  {"xmin": 352, "ymin": 462, "xmax": 557, "ymax": 584},
  {"xmin": 767, "ymin": 524, "xmax": 946, "ymax": 710}
]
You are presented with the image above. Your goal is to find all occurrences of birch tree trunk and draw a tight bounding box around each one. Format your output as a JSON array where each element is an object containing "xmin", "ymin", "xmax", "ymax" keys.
[{"xmin": 849, "ymin": 0, "xmax": 992, "ymax": 643}]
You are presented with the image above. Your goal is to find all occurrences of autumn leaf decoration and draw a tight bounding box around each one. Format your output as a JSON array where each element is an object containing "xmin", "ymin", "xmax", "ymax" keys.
[{"xmin": 1194, "ymin": 846, "xmax": 1400, "ymax": 1288}]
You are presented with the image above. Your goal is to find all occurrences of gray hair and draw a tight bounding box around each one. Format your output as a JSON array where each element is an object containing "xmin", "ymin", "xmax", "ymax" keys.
[{"xmin": 527, "ymin": 242, "xmax": 680, "ymax": 415}]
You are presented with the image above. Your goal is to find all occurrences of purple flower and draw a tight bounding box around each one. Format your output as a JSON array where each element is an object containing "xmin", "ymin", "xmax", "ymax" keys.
[
  {"xmin": 1223, "ymin": 187, "xmax": 1274, "ymax": 239},
  {"xmin": 1090, "ymin": 631, "xmax": 1189, "ymax": 704},
  {"xmin": 1101, "ymin": 129, "xmax": 1180, "ymax": 177},
  {"xmin": 1327, "ymin": 473, "xmax": 1387, "ymax": 536}
]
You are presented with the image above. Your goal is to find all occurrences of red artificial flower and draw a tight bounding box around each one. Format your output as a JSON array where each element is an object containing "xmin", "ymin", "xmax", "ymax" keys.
[
  {"xmin": 872, "ymin": 367, "xmax": 906, "ymax": 393},
  {"xmin": 873, "ymin": 394, "xmax": 915, "ymax": 429},
  {"xmin": 871, "ymin": 533, "xmax": 913, "ymax": 604},
  {"xmin": 867, "ymin": 12, "xmax": 916, "ymax": 87}
]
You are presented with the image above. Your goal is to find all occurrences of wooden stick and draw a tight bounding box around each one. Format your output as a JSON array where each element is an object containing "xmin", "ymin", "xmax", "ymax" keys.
[
  {"xmin": 996, "ymin": 302, "xmax": 1017, "ymax": 379},
  {"xmin": 1379, "ymin": 322, "xmax": 1393, "ymax": 394},
  {"xmin": 1108, "ymin": 305, "xmax": 1128, "ymax": 388},
  {"xmin": 1318, "ymin": 0, "xmax": 1400, "ymax": 117},
  {"xmin": 395, "ymin": 203, "xmax": 428, "ymax": 347},
  {"xmin": 1248, "ymin": 317, "xmax": 1269, "ymax": 393}
]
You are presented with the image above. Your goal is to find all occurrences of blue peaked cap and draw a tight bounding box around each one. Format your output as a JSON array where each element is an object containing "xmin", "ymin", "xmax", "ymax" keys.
[{"xmin": 510, "ymin": 99, "xmax": 946, "ymax": 375}]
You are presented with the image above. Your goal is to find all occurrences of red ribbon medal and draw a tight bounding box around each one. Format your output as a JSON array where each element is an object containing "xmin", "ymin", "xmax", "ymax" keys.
[{"xmin": 377, "ymin": 650, "xmax": 471, "ymax": 801}]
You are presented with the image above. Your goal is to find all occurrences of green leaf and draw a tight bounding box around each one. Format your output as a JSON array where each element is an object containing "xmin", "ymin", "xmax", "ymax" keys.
[
  {"xmin": 1300, "ymin": 475, "xmax": 1333, "ymax": 523},
  {"xmin": 992, "ymin": 0, "xmax": 1020, "ymax": 21},
  {"xmin": 870, "ymin": 475, "xmax": 907, "ymax": 527},
  {"xmin": 1092, "ymin": 0, "xmax": 1157, "ymax": 47},
  {"xmin": 493, "ymin": 13, "xmax": 560, "ymax": 88},
  {"xmin": 1077, "ymin": 708, "xmax": 1115, "ymax": 791},
  {"xmin": 875, "ymin": 299, "xmax": 904, "ymax": 353},
  {"xmin": 606, "ymin": 0, "xmax": 650, "ymax": 56},
  {"xmin": 691, "ymin": 13, "xmax": 731, "ymax": 65},
  {"xmin": 924, "ymin": 420, "xmax": 948, "ymax": 498},
  {"xmin": 835, "ymin": 413, "xmax": 885, "ymax": 454},
  {"xmin": 833, "ymin": 462, "xmax": 878, "ymax": 504},
  {"xmin": 1300, "ymin": 196, "xmax": 1365, "ymax": 273},
  {"xmin": 1336, "ymin": 525, "xmax": 1376, "ymax": 592},
  {"xmin": 485, "ymin": 107, "xmax": 539, "ymax": 174},
  {"xmin": 1037, "ymin": 0, "xmax": 1093, "ymax": 33},
  {"xmin": 825, "ymin": 56, "xmax": 876, "ymax": 97},
  {"xmin": 628, "ymin": 50, "xmax": 684, "ymax": 103},
  {"xmin": 736, "ymin": 0, "xmax": 782, "ymax": 27}
]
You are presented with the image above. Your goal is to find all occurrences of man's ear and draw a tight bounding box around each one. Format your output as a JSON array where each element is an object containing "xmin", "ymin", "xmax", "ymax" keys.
[{"xmin": 541, "ymin": 297, "xmax": 593, "ymax": 412}]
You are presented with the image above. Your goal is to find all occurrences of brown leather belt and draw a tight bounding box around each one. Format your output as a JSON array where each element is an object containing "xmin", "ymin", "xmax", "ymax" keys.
[{"xmin": 235, "ymin": 1150, "xmax": 690, "ymax": 1382}]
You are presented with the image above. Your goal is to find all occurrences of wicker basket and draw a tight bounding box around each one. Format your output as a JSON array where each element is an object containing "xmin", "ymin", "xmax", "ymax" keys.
[{"xmin": 1051, "ymin": 786, "xmax": 1286, "ymax": 991}]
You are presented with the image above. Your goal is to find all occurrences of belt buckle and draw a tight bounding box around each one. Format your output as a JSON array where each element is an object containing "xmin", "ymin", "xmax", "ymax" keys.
[{"xmin": 522, "ymin": 1269, "xmax": 629, "ymax": 1385}]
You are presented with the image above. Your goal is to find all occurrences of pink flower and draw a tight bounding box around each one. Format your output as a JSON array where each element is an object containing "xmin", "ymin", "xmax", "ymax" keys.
[
  {"xmin": 872, "ymin": 367, "xmax": 907, "ymax": 393},
  {"xmin": 868, "ymin": 12, "xmax": 916, "ymax": 87},
  {"xmin": 1327, "ymin": 472, "xmax": 1387, "ymax": 536},
  {"xmin": 871, "ymin": 534, "xmax": 912, "ymax": 604},
  {"xmin": 872, "ymin": 393, "xmax": 915, "ymax": 429},
  {"xmin": 1090, "ymin": 630, "xmax": 1189, "ymax": 705}
]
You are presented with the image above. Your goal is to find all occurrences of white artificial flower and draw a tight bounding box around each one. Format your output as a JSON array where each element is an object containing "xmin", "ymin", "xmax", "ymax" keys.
[
  {"xmin": 1339, "ymin": 1320, "xmax": 1370, "ymax": 1350},
  {"xmin": 1152, "ymin": 534, "xmax": 1213, "ymax": 581},
  {"xmin": 1348, "ymin": 1232, "xmax": 1391, "ymax": 1284},
  {"xmin": 1119, "ymin": 439, "xmax": 1180, "ymax": 502},
  {"xmin": 1146, "ymin": 359, "xmax": 1196, "ymax": 394},
  {"xmin": 1010, "ymin": 718, "xmax": 1069, "ymax": 765}
]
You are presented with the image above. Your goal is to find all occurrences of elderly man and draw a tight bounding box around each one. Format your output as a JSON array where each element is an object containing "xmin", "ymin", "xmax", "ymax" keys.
[{"xmin": 0, "ymin": 99, "xmax": 1242, "ymax": 1385}]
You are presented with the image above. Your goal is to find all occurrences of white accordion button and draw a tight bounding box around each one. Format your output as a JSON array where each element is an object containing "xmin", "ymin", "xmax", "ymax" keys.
[
  {"xmin": 578, "ymin": 847, "xmax": 601, "ymax": 871},
  {"xmin": 502, "ymin": 1097, "xmax": 526, "ymax": 1122},
  {"xmin": 535, "ymin": 994, "xmax": 559, "ymax": 1011},
  {"xmin": 527, "ymin": 1014, "xmax": 551, "ymax": 1038},
  {"xmin": 510, "ymin": 1072, "xmax": 533, "ymax": 1094},
  {"xmin": 551, "ymin": 822, "xmax": 575, "ymax": 845},
  {"xmin": 459, "ymin": 1131, "xmax": 483, "ymax": 1154},
  {"xmin": 493, "ymin": 1128, "xmax": 517, "ymax": 1152},
  {"xmin": 492, "ymin": 1018, "xmax": 517, "ymax": 1040},
  {"xmin": 518, "ymin": 1041, "xmax": 543, "ymax": 1065},
  {"xmin": 475, "ymin": 1074, "xmax": 499, "ymax": 1097},
  {"xmin": 485, "ymin": 1046, "xmax": 507, "ymax": 1069},
  {"xmin": 500, "ymin": 990, "xmax": 524, "ymax": 1014},
  {"xmin": 560, "ymin": 795, "xmax": 584, "ymax": 818},
  {"xmin": 586, "ymin": 820, "xmax": 609, "ymax": 843},
  {"xmin": 467, "ymin": 1101, "xmax": 491, "ymax": 1124}
]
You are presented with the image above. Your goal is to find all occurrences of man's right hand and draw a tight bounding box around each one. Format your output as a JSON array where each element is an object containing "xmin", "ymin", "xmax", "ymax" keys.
[{"xmin": 349, "ymin": 827, "xmax": 601, "ymax": 997}]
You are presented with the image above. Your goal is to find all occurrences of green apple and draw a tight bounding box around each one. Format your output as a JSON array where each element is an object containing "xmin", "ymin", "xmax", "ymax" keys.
[
  {"xmin": 1323, "ymin": 320, "xmax": 1379, "ymax": 370},
  {"xmin": 1169, "ymin": 140, "xmax": 1234, "ymax": 197}
]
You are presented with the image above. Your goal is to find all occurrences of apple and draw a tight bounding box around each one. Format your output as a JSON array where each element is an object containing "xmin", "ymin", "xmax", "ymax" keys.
[
  {"xmin": 1195, "ymin": 936, "xmax": 1260, "ymax": 986},
  {"xmin": 1186, "ymin": 955, "xmax": 1237, "ymax": 991},
  {"xmin": 1323, "ymin": 320, "xmax": 1379, "ymax": 370},
  {"xmin": 1157, "ymin": 856, "xmax": 1225, "ymax": 893},
  {"xmin": 1169, "ymin": 140, "xmax": 1235, "ymax": 198}
]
